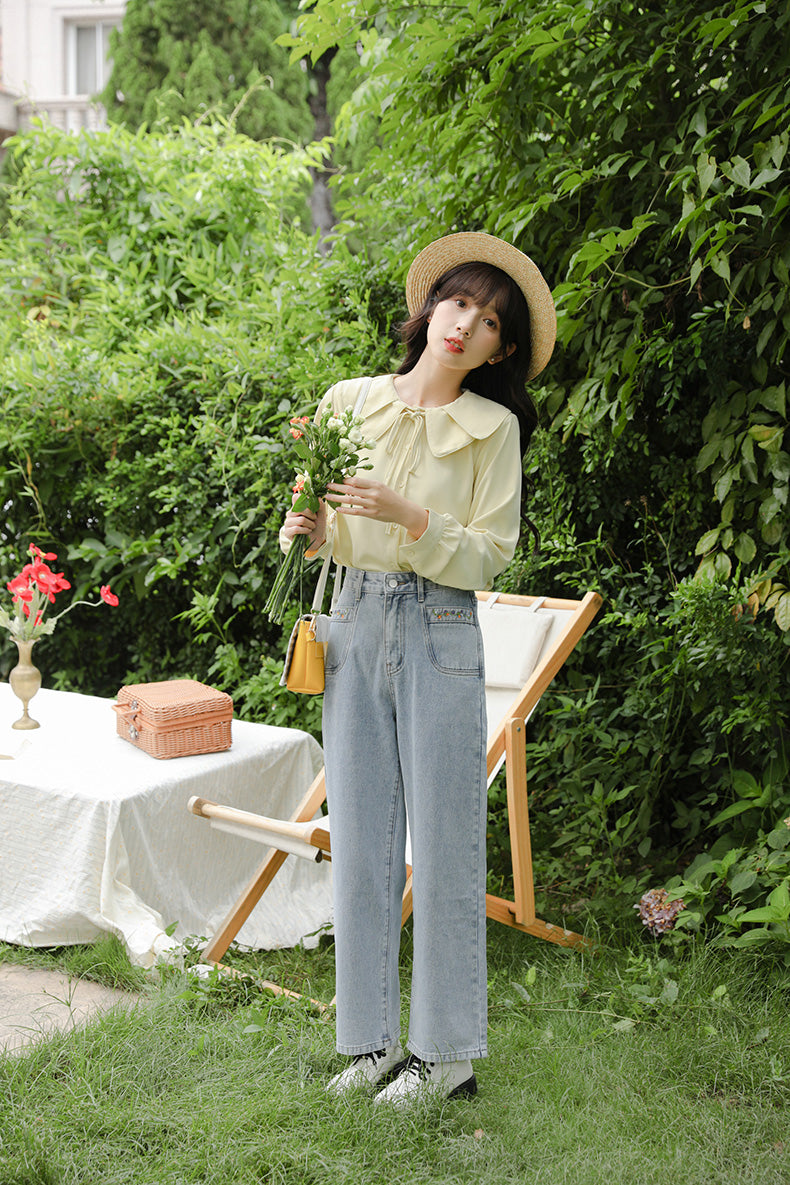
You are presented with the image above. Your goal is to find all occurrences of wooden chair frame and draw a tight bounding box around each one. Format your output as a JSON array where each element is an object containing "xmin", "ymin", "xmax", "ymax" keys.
[{"xmin": 191, "ymin": 589, "xmax": 602, "ymax": 963}]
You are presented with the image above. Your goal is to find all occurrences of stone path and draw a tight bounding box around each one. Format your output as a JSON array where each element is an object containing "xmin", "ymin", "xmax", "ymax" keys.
[{"xmin": 0, "ymin": 963, "xmax": 136, "ymax": 1056}]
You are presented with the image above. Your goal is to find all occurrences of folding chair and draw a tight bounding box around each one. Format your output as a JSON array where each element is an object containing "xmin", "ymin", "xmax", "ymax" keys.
[{"xmin": 189, "ymin": 589, "xmax": 601, "ymax": 963}]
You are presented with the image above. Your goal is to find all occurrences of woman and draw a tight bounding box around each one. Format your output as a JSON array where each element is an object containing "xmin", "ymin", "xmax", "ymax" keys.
[{"xmin": 280, "ymin": 232, "xmax": 556, "ymax": 1105}]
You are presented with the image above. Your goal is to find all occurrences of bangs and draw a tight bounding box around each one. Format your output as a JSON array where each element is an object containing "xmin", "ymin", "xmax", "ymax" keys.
[
  {"xmin": 434, "ymin": 262, "xmax": 520, "ymax": 321},
  {"xmin": 397, "ymin": 257, "xmax": 536, "ymax": 452}
]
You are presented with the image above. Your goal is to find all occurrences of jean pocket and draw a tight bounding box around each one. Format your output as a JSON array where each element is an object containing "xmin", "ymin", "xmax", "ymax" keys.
[
  {"xmin": 422, "ymin": 606, "xmax": 483, "ymax": 676},
  {"xmin": 325, "ymin": 604, "xmax": 358, "ymax": 675}
]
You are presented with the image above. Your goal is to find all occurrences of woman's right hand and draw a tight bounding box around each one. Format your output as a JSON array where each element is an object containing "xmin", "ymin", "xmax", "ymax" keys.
[{"xmin": 281, "ymin": 498, "xmax": 327, "ymax": 552}]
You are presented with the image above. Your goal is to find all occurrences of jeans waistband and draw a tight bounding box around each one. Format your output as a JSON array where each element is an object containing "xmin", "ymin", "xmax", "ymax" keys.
[
  {"xmin": 342, "ymin": 568, "xmax": 476, "ymax": 602},
  {"xmin": 342, "ymin": 569, "xmax": 425, "ymax": 598}
]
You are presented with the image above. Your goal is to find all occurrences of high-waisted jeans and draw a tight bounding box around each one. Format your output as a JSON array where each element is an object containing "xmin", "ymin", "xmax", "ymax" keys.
[{"xmin": 322, "ymin": 569, "xmax": 488, "ymax": 1063}]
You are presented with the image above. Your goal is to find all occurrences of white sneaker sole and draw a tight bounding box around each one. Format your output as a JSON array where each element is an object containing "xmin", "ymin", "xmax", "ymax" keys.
[
  {"xmin": 327, "ymin": 1046, "xmax": 405, "ymax": 1094},
  {"xmin": 375, "ymin": 1060, "xmax": 478, "ymax": 1106}
]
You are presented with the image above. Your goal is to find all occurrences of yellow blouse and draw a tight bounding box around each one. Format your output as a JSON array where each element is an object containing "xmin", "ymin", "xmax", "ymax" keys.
[{"xmin": 282, "ymin": 373, "xmax": 523, "ymax": 591}]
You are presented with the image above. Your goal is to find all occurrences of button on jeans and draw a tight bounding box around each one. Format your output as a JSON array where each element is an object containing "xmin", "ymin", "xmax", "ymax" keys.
[{"xmin": 322, "ymin": 569, "xmax": 488, "ymax": 1063}]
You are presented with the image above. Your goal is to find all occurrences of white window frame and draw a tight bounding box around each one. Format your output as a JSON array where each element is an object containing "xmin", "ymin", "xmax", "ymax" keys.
[{"xmin": 64, "ymin": 19, "xmax": 119, "ymax": 97}]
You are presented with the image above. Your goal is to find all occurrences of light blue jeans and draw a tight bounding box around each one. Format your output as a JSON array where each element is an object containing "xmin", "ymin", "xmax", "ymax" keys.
[{"xmin": 322, "ymin": 569, "xmax": 488, "ymax": 1063}]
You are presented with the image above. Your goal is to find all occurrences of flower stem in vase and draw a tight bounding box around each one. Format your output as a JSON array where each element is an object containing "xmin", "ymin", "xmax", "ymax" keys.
[
  {"xmin": 264, "ymin": 534, "xmax": 309, "ymax": 625},
  {"xmin": 9, "ymin": 637, "xmax": 42, "ymax": 729}
]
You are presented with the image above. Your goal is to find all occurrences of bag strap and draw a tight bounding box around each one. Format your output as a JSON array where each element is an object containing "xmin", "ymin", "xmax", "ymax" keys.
[
  {"xmin": 310, "ymin": 550, "xmax": 334, "ymax": 613},
  {"xmin": 310, "ymin": 376, "xmax": 373, "ymax": 614},
  {"xmin": 352, "ymin": 376, "xmax": 373, "ymax": 417}
]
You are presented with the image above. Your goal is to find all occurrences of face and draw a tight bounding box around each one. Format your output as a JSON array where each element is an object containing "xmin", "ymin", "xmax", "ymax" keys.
[{"xmin": 425, "ymin": 293, "xmax": 513, "ymax": 375}]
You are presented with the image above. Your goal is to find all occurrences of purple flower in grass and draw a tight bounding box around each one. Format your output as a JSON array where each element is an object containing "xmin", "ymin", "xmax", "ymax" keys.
[{"xmin": 635, "ymin": 888, "xmax": 685, "ymax": 936}]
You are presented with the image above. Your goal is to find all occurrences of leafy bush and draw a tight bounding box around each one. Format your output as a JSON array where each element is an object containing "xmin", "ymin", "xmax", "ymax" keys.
[
  {"xmin": 0, "ymin": 119, "xmax": 318, "ymax": 332},
  {"xmin": 487, "ymin": 528, "xmax": 790, "ymax": 947},
  {"xmin": 667, "ymin": 816, "xmax": 790, "ymax": 953},
  {"xmin": 0, "ymin": 121, "xmax": 398, "ymax": 708}
]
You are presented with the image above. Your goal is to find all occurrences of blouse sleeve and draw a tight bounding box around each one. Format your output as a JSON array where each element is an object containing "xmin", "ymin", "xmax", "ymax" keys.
[{"xmin": 397, "ymin": 413, "xmax": 522, "ymax": 590}]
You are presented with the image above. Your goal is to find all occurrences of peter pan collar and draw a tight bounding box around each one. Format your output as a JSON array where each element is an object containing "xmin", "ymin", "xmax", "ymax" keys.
[{"xmin": 362, "ymin": 376, "xmax": 512, "ymax": 458}]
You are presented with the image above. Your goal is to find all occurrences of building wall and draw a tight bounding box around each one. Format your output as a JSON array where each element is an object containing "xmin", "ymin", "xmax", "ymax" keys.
[{"xmin": 1, "ymin": 0, "xmax": 125, "ymax": 136}]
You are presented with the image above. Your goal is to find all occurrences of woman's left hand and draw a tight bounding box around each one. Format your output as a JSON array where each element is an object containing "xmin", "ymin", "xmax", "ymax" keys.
[{"xmin": 326, "ymin": 476, "xmax": 429, "ymax": 540}]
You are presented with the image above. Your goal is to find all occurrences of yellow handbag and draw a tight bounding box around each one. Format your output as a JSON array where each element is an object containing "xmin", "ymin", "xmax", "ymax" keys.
[
  {"xmin": 279, "ymin": 377, "xmax": 371, "ymax": 696},
  {"xmin": 280, "ymin": 550, "xmax": 339, "ymax": 696},
  {"xmin": 284, "ymin": 615, "xmax": 326, "ymax": 695}
]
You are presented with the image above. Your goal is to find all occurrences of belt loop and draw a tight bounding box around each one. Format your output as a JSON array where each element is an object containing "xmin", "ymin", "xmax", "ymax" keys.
[
  {"xmin": 416, "ymin": 573, "xmax": 425, "ymax": 602},
  {"xmin": 344, "ymin": 568, "xmax": 361, "ymax": 602}
]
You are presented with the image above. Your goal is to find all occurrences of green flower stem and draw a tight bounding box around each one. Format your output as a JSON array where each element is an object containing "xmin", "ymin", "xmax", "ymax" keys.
[{"xmin": 264, "ymin": 534, "xmax": 309, "ymax": 625}]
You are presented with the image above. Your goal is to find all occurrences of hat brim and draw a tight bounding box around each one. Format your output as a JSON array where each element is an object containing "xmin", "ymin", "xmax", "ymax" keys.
[{"xmin": 405, "ymin": 232, "xmax": 556, "ymax": 381}]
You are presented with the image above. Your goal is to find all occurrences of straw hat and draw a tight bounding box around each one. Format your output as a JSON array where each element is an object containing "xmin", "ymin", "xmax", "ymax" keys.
[{"xmin": 405, "ymin": 231, "xmax": 556, "ymax": 381}]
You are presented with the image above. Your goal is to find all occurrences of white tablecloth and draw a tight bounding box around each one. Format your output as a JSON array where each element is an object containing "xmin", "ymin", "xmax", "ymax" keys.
[{"xmin": 0, "ymin": 685, "xmax": 332, "ymax": 966}]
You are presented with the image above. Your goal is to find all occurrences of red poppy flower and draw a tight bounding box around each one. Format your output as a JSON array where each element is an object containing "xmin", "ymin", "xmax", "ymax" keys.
[
  {"xmin": 29, "ymin": 560, "xmax": 53, "ymax": 583},
  {"xmin": 33, "ymin": 565, "xmax": 70, "ymax": 603},
  {"xmin": 7, "ymin": 573, "xmax": 32, "ymax": 597},
  {"xmin": 28, "ymin": 544, "xmax": 58, "ymax": 561},
  {"xmin": 5, "ymin": 544, "xmax": 121, "ymax": 641}
]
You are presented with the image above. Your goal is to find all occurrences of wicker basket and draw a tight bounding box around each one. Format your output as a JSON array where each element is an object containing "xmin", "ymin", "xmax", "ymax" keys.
[{"xmin": 113, "ymin": 679, "xmax": 233, "ymax": 759}]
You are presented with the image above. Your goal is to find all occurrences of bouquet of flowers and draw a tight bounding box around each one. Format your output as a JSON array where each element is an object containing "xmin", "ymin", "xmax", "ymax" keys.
[
  {"xmin": 264, "ymin": 405, "xmax": 373, "ymax": 625},
  {"xmin": 1, "ymin": 543, "xmax": 120, "ymax": 642}
]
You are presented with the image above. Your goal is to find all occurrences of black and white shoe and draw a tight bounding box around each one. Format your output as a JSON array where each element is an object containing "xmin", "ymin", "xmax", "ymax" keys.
[
  {"xmin": 327, "ymin": 1044, "xmax": 405, "ymax": 1094},
  {"xmin": 374, "ymin": 1054, "xmax": 477, "ymax": 1106}
]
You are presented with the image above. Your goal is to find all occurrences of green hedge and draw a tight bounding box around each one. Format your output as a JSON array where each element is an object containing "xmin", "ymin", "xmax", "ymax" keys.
[{"xmin": 0, "ymin": 121, "xmax": 396, "ymax": 732}]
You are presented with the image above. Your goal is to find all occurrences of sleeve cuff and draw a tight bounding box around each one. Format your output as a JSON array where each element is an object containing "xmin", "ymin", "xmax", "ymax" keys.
[
  {"xmin": 397, "ymin": 510, "xmax": 445, "ymax": 567},
  {"xmin": 305, "ymin": 507, "xmax": 337, "ymax": 561}
]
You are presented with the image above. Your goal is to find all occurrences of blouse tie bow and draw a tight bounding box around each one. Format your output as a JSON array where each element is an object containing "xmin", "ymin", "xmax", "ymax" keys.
[{"xmin": 382, "ymin": 407, "xmax": 425, "ymax": 535}]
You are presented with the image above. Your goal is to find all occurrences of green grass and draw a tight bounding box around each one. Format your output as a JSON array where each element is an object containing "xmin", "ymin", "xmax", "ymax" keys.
[{"xmin": 1, "ymin": 927, "xmax": 789, "ymax": 1184}]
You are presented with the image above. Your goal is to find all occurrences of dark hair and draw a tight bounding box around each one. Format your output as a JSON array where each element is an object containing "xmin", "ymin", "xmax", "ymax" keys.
[{"xmin": 396, "ymin": 261, "xmax": 538, "ymax": 456}]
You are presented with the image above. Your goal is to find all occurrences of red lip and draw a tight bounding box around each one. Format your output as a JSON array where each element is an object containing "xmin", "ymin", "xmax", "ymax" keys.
[{"xmin": 445, "ymin": 337, "xmax": 464, "ymax": 353}]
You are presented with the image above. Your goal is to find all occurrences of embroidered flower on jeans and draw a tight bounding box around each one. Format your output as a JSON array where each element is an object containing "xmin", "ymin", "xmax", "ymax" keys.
[{"xmin": 427, "ymin": 607, "xmax": 475, "ymax": 623}]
